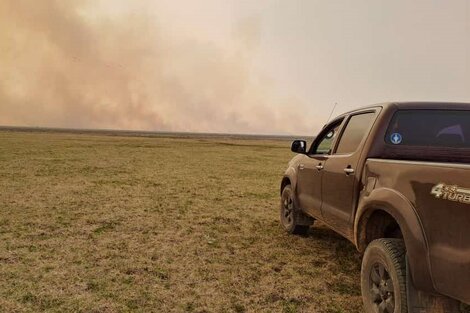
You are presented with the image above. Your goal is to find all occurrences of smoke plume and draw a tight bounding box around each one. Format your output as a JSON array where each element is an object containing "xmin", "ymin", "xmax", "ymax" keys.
[{"xmin": 0, "ymin": 0, "xmax": 311, "ymax": 135}]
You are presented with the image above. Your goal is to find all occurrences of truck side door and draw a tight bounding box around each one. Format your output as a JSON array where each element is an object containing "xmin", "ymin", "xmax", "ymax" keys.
[
  {"xmin": 321, "ymin": 111, "xmax": 378, "ymax": 238},
  {"xmin": 296, "ymin": 120, "xmax": 343, "ymax": 219}
]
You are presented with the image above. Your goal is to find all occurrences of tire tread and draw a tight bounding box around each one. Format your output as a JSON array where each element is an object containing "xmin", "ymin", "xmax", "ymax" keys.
[
  {"xmin": 280, "ymin": 185, "xmax": 313, "ymax": 236},
  {"xmin": 362, "ymin": 238, "xmax": 408, "ymax": 313}
]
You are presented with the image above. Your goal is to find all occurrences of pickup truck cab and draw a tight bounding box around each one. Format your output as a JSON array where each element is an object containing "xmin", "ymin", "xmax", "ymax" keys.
[{"xmin": 280, "ymin": 102, "xmax": 470, "ymax": 313}]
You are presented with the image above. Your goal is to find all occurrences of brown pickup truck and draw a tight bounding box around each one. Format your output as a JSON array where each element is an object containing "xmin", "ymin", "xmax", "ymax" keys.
[{"xmin": 280, "ymin": 102, "xmax": 470, "ymax": 313}]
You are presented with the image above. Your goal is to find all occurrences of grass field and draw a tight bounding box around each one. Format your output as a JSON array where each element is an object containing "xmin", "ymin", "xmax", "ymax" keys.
[{"xmin": 0, "ymin": 131, "xmax": 363, "ymax": 313}]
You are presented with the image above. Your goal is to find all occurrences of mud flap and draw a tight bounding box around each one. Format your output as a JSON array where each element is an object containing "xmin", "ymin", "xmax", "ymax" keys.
[
  {"xmin": 406, "ymin": 256, "xmax": 461, "ymax": 313},
  {"xmin": 297, "ymin": 212, "xmax": 314, "ymax": 226}
]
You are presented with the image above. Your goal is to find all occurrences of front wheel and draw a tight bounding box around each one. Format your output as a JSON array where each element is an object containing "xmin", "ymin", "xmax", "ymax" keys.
[
  {"xmin": 280, "ymin": 185, "xmax": 312, "ymax": 235},
  {"xmin": 361, "ymin": 239, "xmax": 407, "ymax": 313}
]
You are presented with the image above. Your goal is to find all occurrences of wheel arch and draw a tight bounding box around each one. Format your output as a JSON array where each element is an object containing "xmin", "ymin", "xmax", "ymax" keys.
[
  {"xmin": 354, "ymin": 187, "xmax": 436, "ymax": 293},
  {"xmin": 280, "ymin": 166, "xmax": 298, "ymax": 195},
  {"xmin": 280, "ymin": 176, "xmax": 291, "ymax": 195}
]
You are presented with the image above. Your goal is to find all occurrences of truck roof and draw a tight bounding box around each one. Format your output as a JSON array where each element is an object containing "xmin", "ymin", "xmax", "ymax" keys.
[
  {"xmin": 344, "ymin": 101, "xmax": 470, "ymax": 116},
  {"xmin": 326, "ymin": 102, "xmax": 470, "ymax": 128}
]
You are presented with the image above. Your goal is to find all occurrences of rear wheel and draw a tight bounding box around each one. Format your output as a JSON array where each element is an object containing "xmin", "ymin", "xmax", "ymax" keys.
[
  {"xmin": 361, "ymin": 239, "xmax": 407, "ymax": 313},
  {"xmin": 280, "ymin": 185, "xmax": 312, "ymax": 235}
]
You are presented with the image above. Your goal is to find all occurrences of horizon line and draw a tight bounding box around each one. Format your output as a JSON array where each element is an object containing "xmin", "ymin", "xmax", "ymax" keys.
[{"xmin": 0, "ymin": 125, "xmax": 314, "ymax": 140}]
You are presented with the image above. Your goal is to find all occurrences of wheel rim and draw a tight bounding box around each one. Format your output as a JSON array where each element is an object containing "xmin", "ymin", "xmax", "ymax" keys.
[
  {"xmin": 369, "ymin": 262, "xmax": 395, "ymax": 313},
  {"xmin": 280, "ymin": 191, "xmax": 294, "ymax": 228}
]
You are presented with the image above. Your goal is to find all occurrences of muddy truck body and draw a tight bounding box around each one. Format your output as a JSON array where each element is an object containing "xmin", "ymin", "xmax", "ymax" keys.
[{"xmin": 280, "ymin": 102, "xmax": 470, "ymax": 313}]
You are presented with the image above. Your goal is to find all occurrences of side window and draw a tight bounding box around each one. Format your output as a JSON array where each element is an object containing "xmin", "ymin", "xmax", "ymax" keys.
[
  {"xmin": 335, "ymin": 113, "xmax": 375, "ymax": 154},
  {"xmin": 312, "ymin": 122, "xmax": 342, "ymax": 155}
]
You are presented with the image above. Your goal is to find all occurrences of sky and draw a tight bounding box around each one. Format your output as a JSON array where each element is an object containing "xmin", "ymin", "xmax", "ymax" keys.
[{"xmin": 0, "ymin": 0, "xmax": 469, "ymax": 135}]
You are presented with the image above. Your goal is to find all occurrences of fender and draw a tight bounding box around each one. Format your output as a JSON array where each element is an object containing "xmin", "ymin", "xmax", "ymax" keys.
[
  {"xmin": 354, "ymin": 187, "xmax": 436, "ymax": 293},
  {"xmin": 280, "ymin": 166, "xmax": 298, "ymax": 195}
]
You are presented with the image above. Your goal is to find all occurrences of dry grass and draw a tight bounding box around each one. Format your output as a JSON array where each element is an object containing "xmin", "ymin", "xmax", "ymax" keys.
[{"xmin": 0, "ymin": 131, "xmax": 363, "ymax": 313}]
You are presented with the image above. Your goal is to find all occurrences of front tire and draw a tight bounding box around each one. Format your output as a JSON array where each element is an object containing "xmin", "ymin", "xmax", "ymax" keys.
[
  {"xmin": 280, "ymin": 185, "xmax": 312, "ymax": 235},
  {"xmin": 361, "ymin": 239, "xmax": 407, "ymax": 313}
]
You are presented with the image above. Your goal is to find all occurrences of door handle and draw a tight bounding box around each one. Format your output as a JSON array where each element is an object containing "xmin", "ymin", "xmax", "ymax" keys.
[
  {"xmin": 344, "ymin": 167, "xmax": 355, "ymax": 175},
  {"xmin": 299, "ymin": 164, "xmax": 305, "ymax": 170},
  {"xmin": 315, "ymin": 164, "xmax": 324, "ymax": 171}
]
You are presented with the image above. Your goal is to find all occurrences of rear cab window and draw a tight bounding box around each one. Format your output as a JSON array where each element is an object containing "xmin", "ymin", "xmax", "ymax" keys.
[
  {"xmin": 383, "ymin": 110, "xmax": 470, "ymax": 162},
  {"xmin": 385, "ymin": 110, "xmax": 470, "ymax": 147}
]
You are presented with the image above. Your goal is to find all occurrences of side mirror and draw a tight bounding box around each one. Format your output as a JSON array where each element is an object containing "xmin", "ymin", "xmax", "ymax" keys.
[{"xmin": 291, "ymin": 140, "xmax": 307, "ymax": 154}]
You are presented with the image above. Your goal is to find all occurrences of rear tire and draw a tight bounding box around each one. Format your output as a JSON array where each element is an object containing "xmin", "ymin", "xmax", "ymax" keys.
[
  {"xmin": 361, "ymin": 239, "xmax": 407, "ymax": 313},
  {"xmin": 280, "ymin": 185, "xmax": 312, "ymax": 235}
]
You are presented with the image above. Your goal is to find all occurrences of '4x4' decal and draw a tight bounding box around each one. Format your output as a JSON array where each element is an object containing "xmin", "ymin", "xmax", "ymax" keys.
[{"xmin": 431, "ymin": 183, "xmax": 470, "ymax": 204}]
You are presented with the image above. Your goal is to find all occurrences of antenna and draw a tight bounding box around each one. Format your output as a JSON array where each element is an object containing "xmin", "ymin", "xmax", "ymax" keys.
[{"xmin": 326, "ymin": 102, "xmax": 338, "ymax": 123}]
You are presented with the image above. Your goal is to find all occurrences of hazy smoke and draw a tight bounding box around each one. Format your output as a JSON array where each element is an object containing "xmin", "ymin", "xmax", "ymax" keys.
[{"xmin": 0, "ymin": 0, "xmax": 310, "ymax": 135}]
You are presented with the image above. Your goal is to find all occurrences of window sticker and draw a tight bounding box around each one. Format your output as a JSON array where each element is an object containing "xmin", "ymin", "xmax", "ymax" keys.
[{"xmin": 390, "ymin": 133, "xmax": 402, "ymax": 145}]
